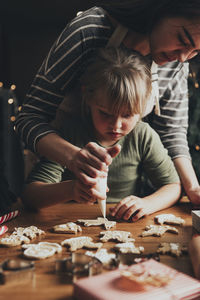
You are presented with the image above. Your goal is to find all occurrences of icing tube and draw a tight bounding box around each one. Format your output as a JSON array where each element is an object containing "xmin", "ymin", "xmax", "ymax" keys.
[
  {"xmin": 96, "ymin": 174, "xmax": 107, "ymax": 218},
  {"xmin": 98, "ymin": 199, "xmax": 106, "ymax": 218}
]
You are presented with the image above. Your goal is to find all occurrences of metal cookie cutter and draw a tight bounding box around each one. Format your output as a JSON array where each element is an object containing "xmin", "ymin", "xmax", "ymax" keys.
[
  {"xmin": 117, "ymin": 252, "xmax": 160, "ymax": 266},
  {"xmin": 0, "ymin": 259, "xmax": 35, "ymax": 284},
  {"xmin": 55, "ymin": 253, "xmax": 103, "ymax": 283}
]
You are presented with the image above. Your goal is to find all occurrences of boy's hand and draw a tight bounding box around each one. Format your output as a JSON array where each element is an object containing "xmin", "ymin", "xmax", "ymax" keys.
[
  {"xmin": 70, "ymin": 142, "xmax": 121, "ymax": 185},
  {"xmin": 72, "ymin": 179, "xmax": 106, "ymax": 205},
  {"xmin": 109, "ymin": 195, "xmax": 148, "ymax": 221}
]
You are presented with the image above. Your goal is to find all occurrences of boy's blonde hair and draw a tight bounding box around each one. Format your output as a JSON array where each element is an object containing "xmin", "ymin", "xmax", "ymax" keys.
[{"xmin": 80, "ymin": 47, "xmax": 152, "ymax": 118}]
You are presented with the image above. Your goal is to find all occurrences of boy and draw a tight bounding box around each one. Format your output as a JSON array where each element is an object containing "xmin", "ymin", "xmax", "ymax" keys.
[{"xmin": 21, "ymin": 47, "xmax": 181, "ymax": 221}]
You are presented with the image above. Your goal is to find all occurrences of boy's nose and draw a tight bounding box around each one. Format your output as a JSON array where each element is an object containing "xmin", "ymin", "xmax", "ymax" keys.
[{"xmin": 112, "ymin": 117, "xmax": 122, "ymax": 130}]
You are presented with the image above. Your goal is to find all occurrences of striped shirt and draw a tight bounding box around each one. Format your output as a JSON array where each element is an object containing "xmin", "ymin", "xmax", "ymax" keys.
[{"xmin": 15, "ymin": 6, "xmax": 190, "ymax": 159}]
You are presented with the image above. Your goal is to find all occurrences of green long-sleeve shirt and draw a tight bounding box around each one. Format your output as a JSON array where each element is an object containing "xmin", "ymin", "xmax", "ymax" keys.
[{"xmin": 26, "ymin": 111, "xmax": 179, "ymax": 203}]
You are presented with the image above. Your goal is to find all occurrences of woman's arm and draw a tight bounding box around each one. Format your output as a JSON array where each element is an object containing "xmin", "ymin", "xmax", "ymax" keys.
[
  {"xmin": 15, "ymin": 8, "xmax": 110, "ymax": 154},
  {"xmin": 15, "ymin": 8, "xmax": 116, "ymax": 183},
  {"xmin": 109, "ymin": 182, "xmax": 181, "ymax": 221},
  {"xmin": 173, "ymin": 156, "xmax": 200, "ymax": 205},
  {"xmin": 155, "ymin": 61, "xmax": 190, "ymax": 159},
  {"xmin": 152, "ymin": 61, "xmax": 200, "ymax": 203}
]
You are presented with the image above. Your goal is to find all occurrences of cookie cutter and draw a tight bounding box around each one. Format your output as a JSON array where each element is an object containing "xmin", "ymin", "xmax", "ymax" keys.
[
  {"xmin": 117, "ymin": 252, "xmax": 160, "ymax": 266},
  {"xmin": 0, "ymin": 259, "xmax": 35, "ymax": 284},
  {"xmin": 55, "ymin": 253, "xmax": 103, "ymax": 282}
]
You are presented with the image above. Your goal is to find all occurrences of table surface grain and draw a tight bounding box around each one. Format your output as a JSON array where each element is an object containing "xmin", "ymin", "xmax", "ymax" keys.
[{"xmin": 0, "ymin": 200, "xmax": 196, "ymax": 300}]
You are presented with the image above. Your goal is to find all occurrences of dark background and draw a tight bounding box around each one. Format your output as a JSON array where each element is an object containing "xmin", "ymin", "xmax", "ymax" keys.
[
  {"xmin": 0, "ymin": 0, "xmax": 96, "ymax": 103},
  {"xmin": 0, "ymin": 1, "xmax": 96, "ymax": 197}
]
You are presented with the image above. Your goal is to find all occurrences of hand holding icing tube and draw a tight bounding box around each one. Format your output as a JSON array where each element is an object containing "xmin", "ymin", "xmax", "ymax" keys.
[{"xmin": 96, "ymin": 172, "xmax": 108, "ymax": 218}]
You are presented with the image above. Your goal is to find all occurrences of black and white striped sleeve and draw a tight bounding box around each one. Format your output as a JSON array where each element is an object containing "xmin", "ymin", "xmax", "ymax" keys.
[
  {"xmin": 15, "ymin": 7, "xmax": 111, "ymax": 153},
  {"xmin": 150, "ymin": 61, "xmax": 190, "ymax": 160}
]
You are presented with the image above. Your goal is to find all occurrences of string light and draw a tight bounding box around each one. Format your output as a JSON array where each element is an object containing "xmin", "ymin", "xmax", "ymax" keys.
[
  {"xmin": 10, "ymin": 84, "xmax": 16, "ymax": 90},
  {"xmin": 8, "ymin": 98, "xmax": 14, "ymax": 104},
  {"xmin": 24, "ymin": 149, "xmax": 29, "ymax": 155},
  {"xmin": 10, "ymin": 116, "xmax": 16, "ymax": 122},
  {"xmin": 0, "ymin": 83, "xmax": 19, "ymax": 129}
]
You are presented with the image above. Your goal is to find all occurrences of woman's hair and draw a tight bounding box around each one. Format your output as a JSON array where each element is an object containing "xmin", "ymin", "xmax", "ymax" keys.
[
  {"xmin": 80, "ymin": 47, "xmax": 151, "ymax": 118},
  {"xmin": 99, "ymin": 0, "xmax": 200, "ymax": 34}
]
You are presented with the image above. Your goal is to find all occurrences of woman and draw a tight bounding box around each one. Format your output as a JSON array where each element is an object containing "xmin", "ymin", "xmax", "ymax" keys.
[{"xmin": 16, "ymin": 0, "xmax": 200, "ymax": 204}]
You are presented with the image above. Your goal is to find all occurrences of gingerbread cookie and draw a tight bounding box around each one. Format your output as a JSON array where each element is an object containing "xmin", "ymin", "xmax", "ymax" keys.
[
  {"xmin": 22, "ymin": 242, "xmax": 62, "ymax": 259},
  {"xmin": 85, "ymin": 248, "xmax": 116, "ymax": 265},
  {"xmin": 114, "ymin": 242, "xmax": 144, "ymax": 254},
  {"xmin": 100, "ymin": 230, "xmax": 134, "ymax": 243},
  {"xmin": 0, "ymin": 234, "xmax": 30, "ymax": 247},
  {"xmin": 154, "ymin": 214, "xmax": 185, "ymax": 226},
  {"xmin": 61, "ymin": 236, "xmax": 103, "ymax": 251},
  {"xmin": 141, "ymin": 225, "xmax": 178, "ymax": 237},
  {"xmin": 0, "ymin": 226, "xmax": 45, "ymax": 247},
  {"xmin": 13, "ymin": 226, "xmax": 45, "ymax": 239},
  {"xmin": 157, "ymin": 242, "xmax": 187, "ymax": 257},
  {"xmin": 77, "ymin": 217, "xmax": 116, "ymax": 230},
  {"xmin": 52, "ymin": 222, "xmax": 82, "ymax": 234}
]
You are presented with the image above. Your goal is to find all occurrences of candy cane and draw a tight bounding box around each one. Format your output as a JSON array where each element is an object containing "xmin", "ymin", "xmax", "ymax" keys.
[
  {"xmin": 0, "ymin": 210, "xmax": 19, "ymax": 224},
  {"xmin": 0, "ymin": 225, "xmax": 8, "ymax": 236}
]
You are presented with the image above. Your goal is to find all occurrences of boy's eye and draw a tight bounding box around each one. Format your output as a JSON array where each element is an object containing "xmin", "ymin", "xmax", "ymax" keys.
[
  {"xmin": 123, "ymin": 114, "xmax": 132, "ymax": 119},
  {"xmin": 99, "ymin": 110, "xmax": 110, "ymax": 117}
]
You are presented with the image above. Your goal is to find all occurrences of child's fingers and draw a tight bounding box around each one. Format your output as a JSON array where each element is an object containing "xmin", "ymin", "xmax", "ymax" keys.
[
  {"xmin": 131, "ymin": 209, "xmax": 146, "ymax": 222},
  {"xmin": 109, "ymin": 200, "xmax": 125, "ymax": 216},
  {"xmin": 110, "ymin": 197, "xmax": 135, "ymax": 218},
  {"xmin": 110, "ymin": 196, "xmax": 133, "ymax": 214},
  {"xmin": 123, "ymin": 206, "xmax": 138, "ymax": 220}
]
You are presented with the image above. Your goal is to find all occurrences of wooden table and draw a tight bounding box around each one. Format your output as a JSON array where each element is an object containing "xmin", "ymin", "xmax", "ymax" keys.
[{"xmin": 0, "ymin": 200, "xmax": 196, "ymax": 300}]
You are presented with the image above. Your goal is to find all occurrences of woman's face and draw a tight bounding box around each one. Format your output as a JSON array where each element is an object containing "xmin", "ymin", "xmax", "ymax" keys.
[{"xmin": 149, "ymin": 17, "xmax": 200, "ymax": 65}]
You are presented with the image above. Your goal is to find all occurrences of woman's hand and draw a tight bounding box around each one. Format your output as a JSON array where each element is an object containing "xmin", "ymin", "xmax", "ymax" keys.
[
  {"xmin": 70, "ymin": 142, "xmax": 121, "ymax": 185},
  {"xmin": 109, "ymin": 195, "xmax": 148, "ymax": 222},
  {"xmin": 187, "ymin": 186, "xmax": 200, "ymax": 207}
]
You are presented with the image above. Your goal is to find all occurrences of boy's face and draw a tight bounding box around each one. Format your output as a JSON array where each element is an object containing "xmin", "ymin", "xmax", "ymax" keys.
[{"xmin": 89, "ymin": 90, "xmax": 140, "ymax": 147}]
